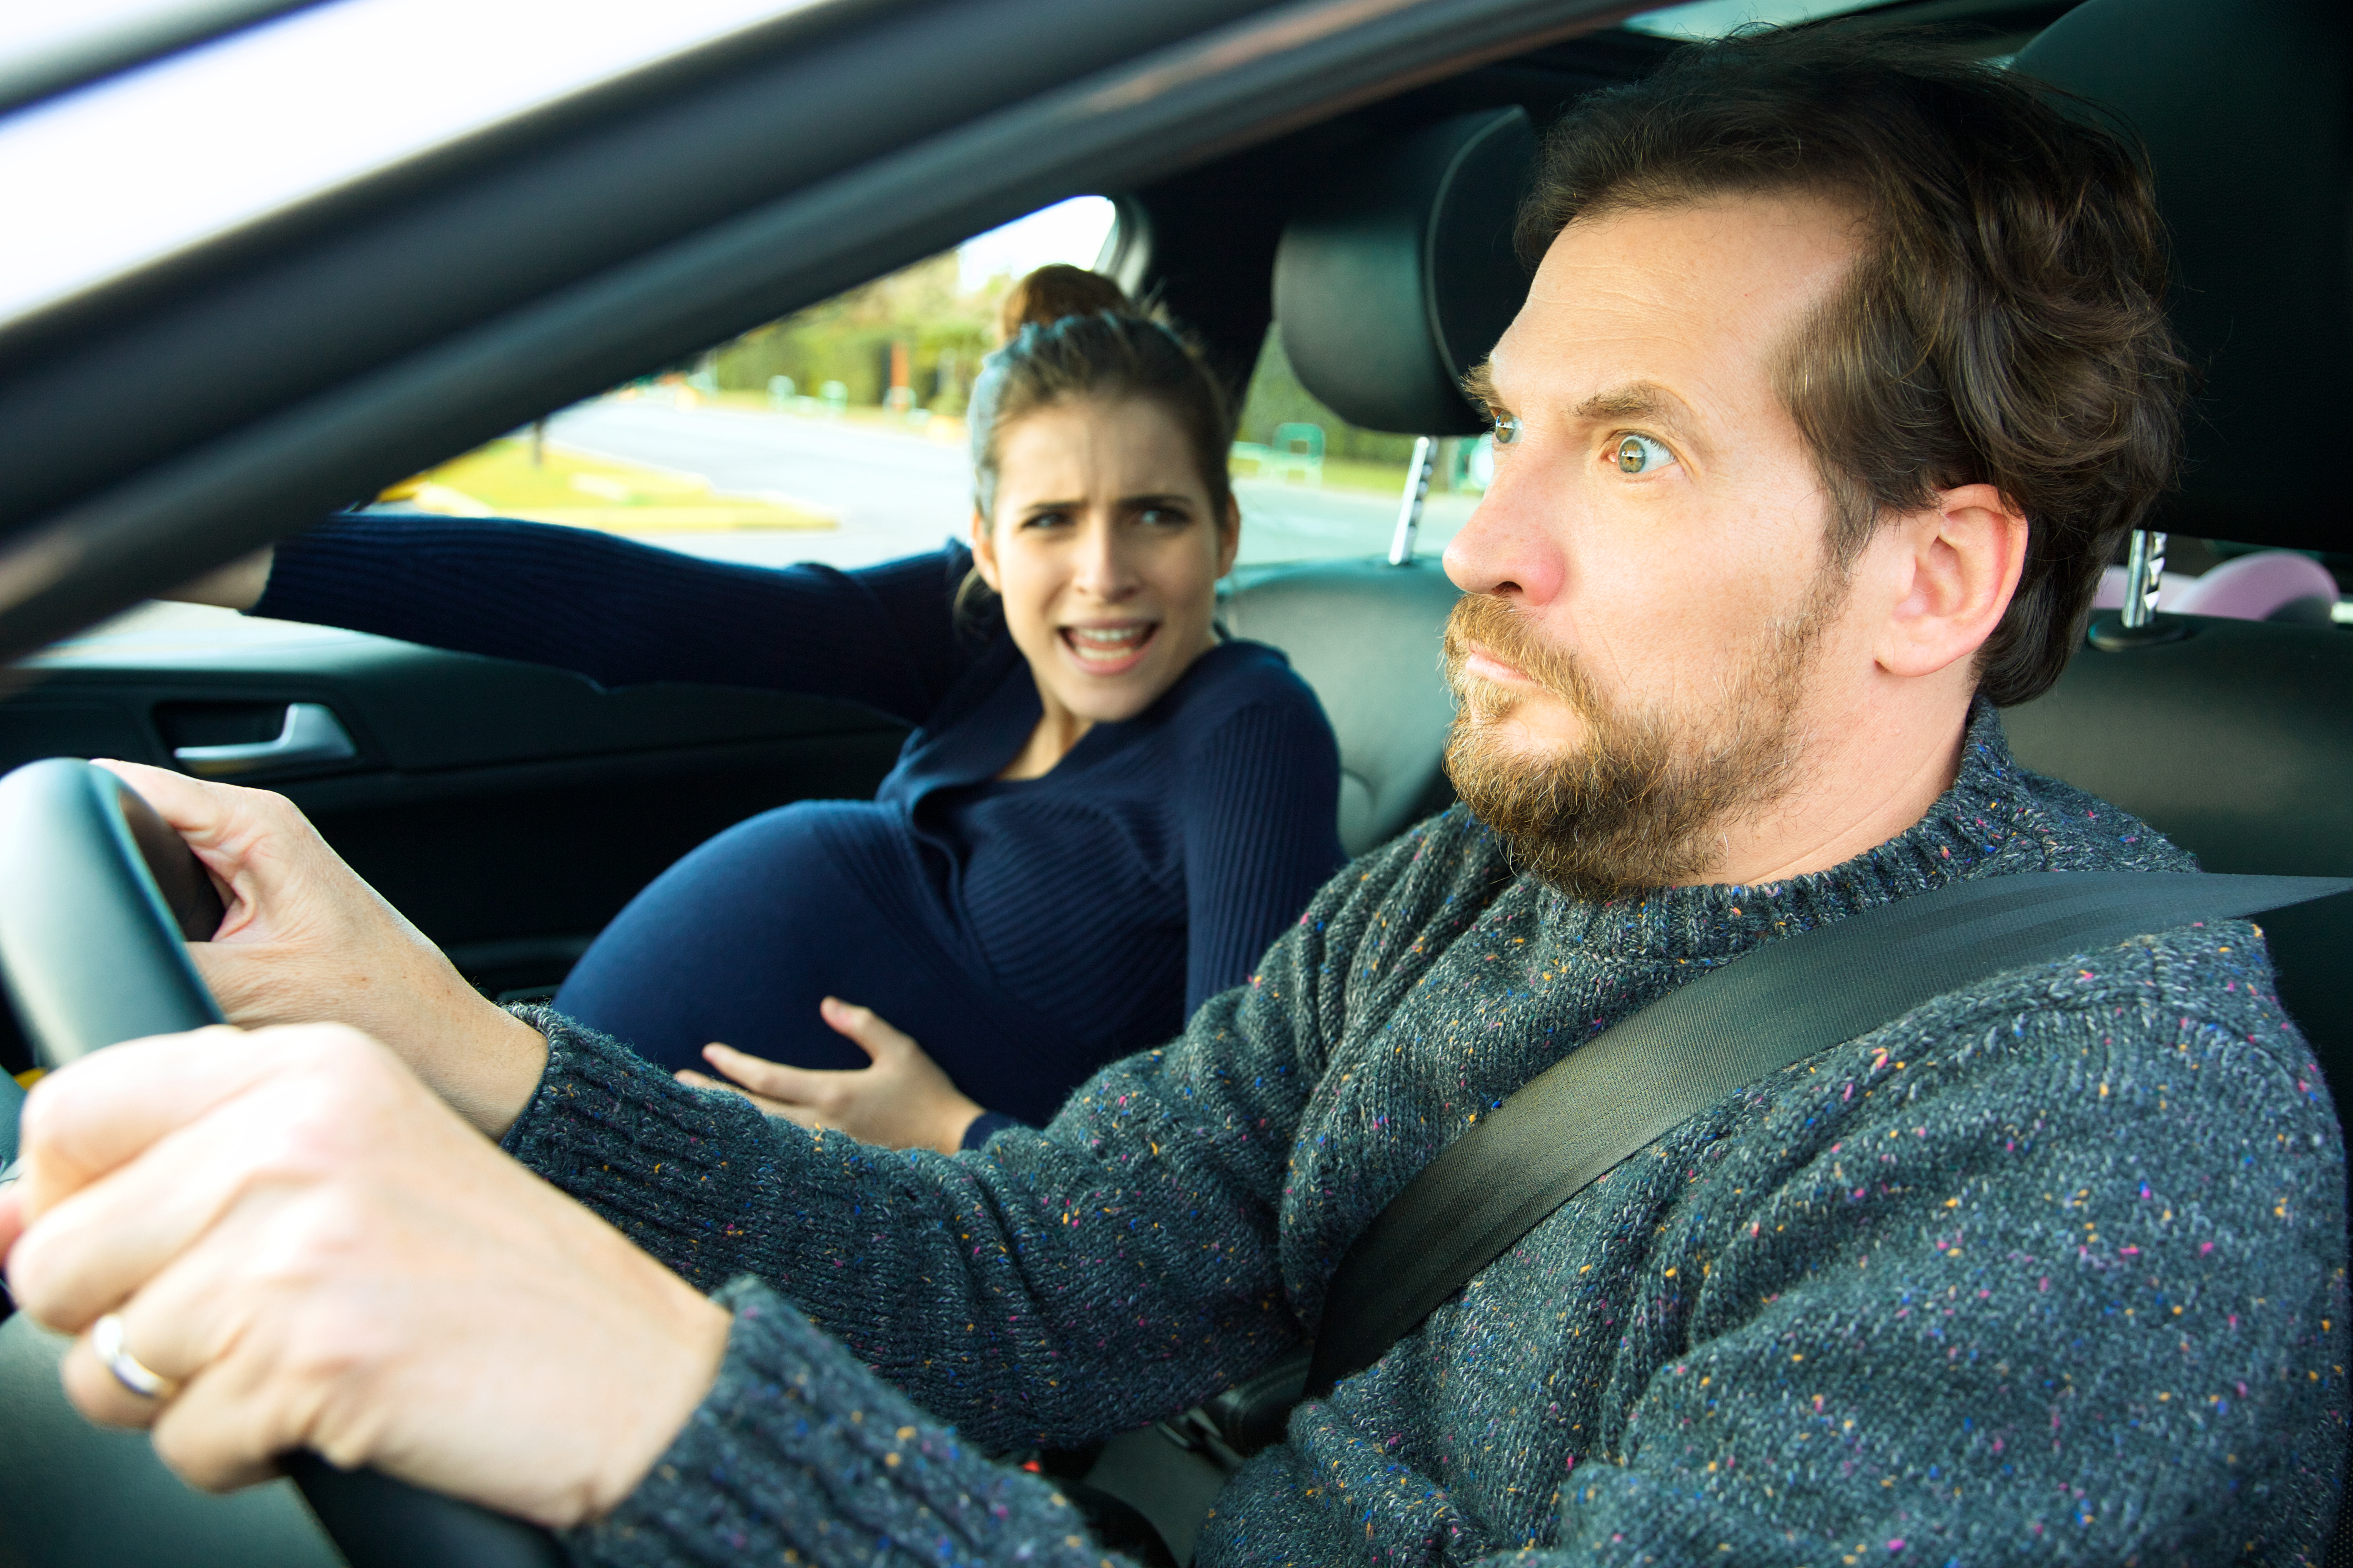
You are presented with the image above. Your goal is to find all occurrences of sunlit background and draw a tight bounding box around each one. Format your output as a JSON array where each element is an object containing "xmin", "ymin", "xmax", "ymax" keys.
[{"xmin": 957, "ymin": 197, "xmax": 1117, "ymax": 290}]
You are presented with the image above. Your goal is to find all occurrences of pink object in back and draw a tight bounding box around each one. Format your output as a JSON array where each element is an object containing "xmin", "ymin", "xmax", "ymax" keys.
[{"xmin": 2093, "ymin": 550, "xmax": 2337, "ymax": 620}]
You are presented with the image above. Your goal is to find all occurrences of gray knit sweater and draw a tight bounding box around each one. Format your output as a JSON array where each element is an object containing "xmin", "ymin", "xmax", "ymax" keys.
[{"xmin": 507, "ymin": 705, "xmax": 2347, "ymax": 1566}]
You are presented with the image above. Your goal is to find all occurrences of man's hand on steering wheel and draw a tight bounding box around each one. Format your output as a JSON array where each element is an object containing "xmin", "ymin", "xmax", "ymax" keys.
[
  {"xmin": 93, "ymin": 761, "xmax": 549, "ymax": 1138},
  {"xmin": 0, "ymin": 1024, "xmax": 729, "ymax": 1525}
]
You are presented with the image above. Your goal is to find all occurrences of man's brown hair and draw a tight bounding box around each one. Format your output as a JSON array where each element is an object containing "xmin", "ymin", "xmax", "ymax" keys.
[{"xmin": 1518, "ymin": 27, "xmax": 2189, "ymax": 706}]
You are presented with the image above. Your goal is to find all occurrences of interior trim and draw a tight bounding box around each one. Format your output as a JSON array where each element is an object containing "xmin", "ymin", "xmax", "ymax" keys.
[
  {"xmin": 0, "ymin": 0, "xmax": 322, "ymax": 119},
  {"xmin": 0, "ymin": 0, "xmax": 1621, "ymax": 663}
]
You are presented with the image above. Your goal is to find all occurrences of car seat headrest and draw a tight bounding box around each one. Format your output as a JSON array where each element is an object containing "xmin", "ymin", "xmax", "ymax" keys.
[
  {"xmin": 1273, "ymin": 107, "xmax": 1537, "ymax": 436},
  {"xmin": 2016, "ymin": 0, "xmax": 2352, "ymax": 552}
]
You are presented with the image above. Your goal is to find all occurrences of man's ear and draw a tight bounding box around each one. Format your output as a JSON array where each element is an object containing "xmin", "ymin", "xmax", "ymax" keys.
[
  {"xmin": 969, "ymin": 507, "xmax": 1001, "ymax": 590},
  {"xmin": 1214, "ymin": 495, "xmax": 1242, "ymax": 578},
  {"xmin": 1874, "ymin": 482, "xmax": 2029, "ymax": 679}
]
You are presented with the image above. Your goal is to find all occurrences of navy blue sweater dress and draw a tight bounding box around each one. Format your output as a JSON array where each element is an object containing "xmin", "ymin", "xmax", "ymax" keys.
[{"xmin": 255, "ymin": 516, "xmax": 1347, "ymax": 1136}]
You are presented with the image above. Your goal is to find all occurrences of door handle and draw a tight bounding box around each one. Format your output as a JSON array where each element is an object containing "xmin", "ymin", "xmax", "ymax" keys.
[{"xmin": 173, "ymin": 703, "xmax": 356, "ymax": 776}]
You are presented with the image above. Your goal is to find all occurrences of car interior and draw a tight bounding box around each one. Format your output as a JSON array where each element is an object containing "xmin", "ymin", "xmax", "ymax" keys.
[{"xmin": 0, "ymin": 0, "xmax": 2348, "ymax": 1563}]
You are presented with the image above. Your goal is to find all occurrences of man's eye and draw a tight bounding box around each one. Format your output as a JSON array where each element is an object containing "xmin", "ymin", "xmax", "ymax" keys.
[
  {"xmin": 1613, "ymin": 433, "xmax": 1675, "ymax": 474},
  {"xmin": 1024, "ymin": 510, "xmax": 1071, "ymax": 529},
  {"xmin": 1491, "ymin": 415, "xmax": 1524, "ymax": 447},
  {"xmin": 1139, "ymin": 507, "xmax": 1188, "ymax": 527}
]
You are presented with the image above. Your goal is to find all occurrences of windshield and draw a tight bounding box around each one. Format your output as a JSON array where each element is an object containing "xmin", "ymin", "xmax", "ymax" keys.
[
  {"xmin": 0, "ymin": 0, "xmax": 832, "ymax": 330},
  {"xmin": 1623, "ymin": 0, "xmax": 1897, "ymax": 37}
]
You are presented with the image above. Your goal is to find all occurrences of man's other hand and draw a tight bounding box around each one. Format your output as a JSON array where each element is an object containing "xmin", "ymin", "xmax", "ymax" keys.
[
  {"xmin": 93, "ymin": 761, "xmax": 547, "ymax": 1138},
  {"xmin": 0, "ymin": 1025, "xmax": 728, "ymax": 1527}
]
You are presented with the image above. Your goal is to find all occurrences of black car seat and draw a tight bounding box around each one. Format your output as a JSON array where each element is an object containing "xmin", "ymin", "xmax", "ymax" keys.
[
  {"xmin": 1216, "ymin": 107, "xmax": 1535, "ymax": 856},
  {"xmin": 1221, "ymin": 560, "xmax": 1461, "ymax": 856},
  {"xmin": 2004, "ymin": 0, "xmax": 2353, "ymax": 1093}
]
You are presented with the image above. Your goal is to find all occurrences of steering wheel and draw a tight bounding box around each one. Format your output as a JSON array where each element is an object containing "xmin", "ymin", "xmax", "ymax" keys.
[{"xmin": 0, "ymin": 759, "xmax": 563, "ymax": 1568}]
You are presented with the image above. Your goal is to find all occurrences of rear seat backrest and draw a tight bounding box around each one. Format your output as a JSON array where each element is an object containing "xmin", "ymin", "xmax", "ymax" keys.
[{"xmin": 1221, "ymin": 561, "xmax": 1460, "ymax": 857}]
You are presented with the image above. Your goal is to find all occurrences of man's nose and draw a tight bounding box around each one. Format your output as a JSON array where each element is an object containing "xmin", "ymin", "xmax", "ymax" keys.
[{"xmin": 1442, "ymin": 464, "xmax": 1568, "ymax": 604}]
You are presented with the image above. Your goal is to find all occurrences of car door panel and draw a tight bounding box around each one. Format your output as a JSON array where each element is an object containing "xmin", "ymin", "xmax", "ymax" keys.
[{"xmin": 0, "ymin": 610, "xmax": 907, "ymax": 1071}]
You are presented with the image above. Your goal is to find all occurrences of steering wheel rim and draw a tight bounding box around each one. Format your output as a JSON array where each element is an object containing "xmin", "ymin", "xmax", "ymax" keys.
[
  {"xmin": 0, "ymin": 758, "xmax": 225, "ymax": 1061},
  {"xmin": 0, "ymin": 758, "xmax": 564, "ymax": 1568}
]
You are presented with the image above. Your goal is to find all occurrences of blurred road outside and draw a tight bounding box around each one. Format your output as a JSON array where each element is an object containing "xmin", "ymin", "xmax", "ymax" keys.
[{"xmin": 536, "ymin": 394, "xmax": 1481, "ymax": 572}]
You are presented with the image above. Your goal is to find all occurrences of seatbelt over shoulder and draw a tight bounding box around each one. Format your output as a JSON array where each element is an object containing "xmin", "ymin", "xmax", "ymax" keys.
[{"xmin": 1303, "ymin": 870, "xmax": 2353, "ymax": 1399}]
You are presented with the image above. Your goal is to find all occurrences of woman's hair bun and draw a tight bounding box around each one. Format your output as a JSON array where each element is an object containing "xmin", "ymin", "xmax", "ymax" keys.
[{"xmin": 997, "ymin": 264, "xmax": 1133, "ymax": 341}]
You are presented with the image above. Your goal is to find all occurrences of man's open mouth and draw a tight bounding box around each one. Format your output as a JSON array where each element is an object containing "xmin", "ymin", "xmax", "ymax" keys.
[
  {"xmin": 1061, "ymin": 623, "xmax": 1159, "ymax": 674},
  {"xmin": 1457, "ymin": 643, "xmax": 1534, "ymax": 688}
]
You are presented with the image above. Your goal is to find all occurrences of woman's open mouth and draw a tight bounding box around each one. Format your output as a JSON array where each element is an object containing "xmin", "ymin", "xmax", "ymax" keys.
[{"xmin": 1060, "ymin": 622, "xmax": 1158, "ymax": 675}]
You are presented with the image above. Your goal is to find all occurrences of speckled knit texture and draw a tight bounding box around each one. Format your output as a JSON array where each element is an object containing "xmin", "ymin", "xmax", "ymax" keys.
[
  {"xmin": 510, "ymin": 705, "xmax": 2348, "ymax": 1567},
  {"xmin": 566, "ymin": 1279, "xmax": 1111, "ymax": 1568}
]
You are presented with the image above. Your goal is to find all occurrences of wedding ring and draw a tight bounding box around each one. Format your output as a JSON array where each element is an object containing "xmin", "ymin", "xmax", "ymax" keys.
[{"xmin": 93, "ymin": 1312, "xmax": 178, "ymax": 1400}]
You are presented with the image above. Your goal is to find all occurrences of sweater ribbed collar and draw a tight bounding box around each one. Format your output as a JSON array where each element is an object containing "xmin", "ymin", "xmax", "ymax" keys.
[{"xmin": 1507, "ymin": 701, "xmax": 2097, "ymax": 968}]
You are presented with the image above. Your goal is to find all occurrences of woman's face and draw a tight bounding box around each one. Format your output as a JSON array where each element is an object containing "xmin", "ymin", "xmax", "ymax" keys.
[{"xmin": 973, "ymin": 396, "xmax": 1240, "ymax": 728}]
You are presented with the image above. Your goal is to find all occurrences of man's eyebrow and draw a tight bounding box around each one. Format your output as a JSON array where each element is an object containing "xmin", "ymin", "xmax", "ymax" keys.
[
  {"xmin": 1460, "ymin": 360, "xmax": 1501, "ymax": 411},
  {"xmin": 1573, "ymin": 381, "xmax": 1695, "ymax": 427}
]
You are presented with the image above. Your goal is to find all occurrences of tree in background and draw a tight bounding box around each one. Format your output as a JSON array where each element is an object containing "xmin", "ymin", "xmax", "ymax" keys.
[
  {"xmin": 713, "ymin": 253, "xmax": 1005, "ymax": 414},
  {"xmin": 705, "ymin": 256, "xmax": 1423, "ymax": 483}
]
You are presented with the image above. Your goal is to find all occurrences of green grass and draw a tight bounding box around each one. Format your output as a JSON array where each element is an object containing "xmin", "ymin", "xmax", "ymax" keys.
[{"xmin": 395, "ymin": 439, "xmax": 832, "ymax": 531}]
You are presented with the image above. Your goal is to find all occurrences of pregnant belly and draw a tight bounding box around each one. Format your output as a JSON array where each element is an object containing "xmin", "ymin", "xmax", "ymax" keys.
[{"xmin": 553, "ymin": 800, "xmax": 1095, "ymax": 1122}]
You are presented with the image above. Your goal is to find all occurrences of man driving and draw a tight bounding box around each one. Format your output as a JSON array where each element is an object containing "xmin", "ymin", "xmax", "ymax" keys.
[{"xmin": 3, "ymin": 25, "xmax": 2342, "ymax": 1567}]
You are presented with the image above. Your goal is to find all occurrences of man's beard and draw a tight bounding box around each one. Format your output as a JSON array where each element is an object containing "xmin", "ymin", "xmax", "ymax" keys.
[{"xmin": 1440, "ymin": 576, "xmax": 1843, "ymax": 899}]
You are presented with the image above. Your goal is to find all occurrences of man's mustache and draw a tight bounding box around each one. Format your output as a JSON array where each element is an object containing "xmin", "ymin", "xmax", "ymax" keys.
[{"xmin": 1441, "ymin": 594, "xmax": 1596, "ymax": 715}]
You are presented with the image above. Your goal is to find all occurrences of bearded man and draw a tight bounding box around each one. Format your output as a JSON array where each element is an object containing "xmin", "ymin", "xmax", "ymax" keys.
[{"xmin": 3, "ymin": 24, "xmax": 2343, "ymax": 1568}]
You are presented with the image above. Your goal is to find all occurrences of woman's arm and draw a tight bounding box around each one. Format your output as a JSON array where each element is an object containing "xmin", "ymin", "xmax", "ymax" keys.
[
  {"xmin": 236, "ymin": 514, "xmax": 975, "ymax": 725},
  {"xmin": 1177, "ymin": 696, "xmax": 1349, "ymax": 1013},
  {"xmin": 167, "ymin": 548, "xmax": 273, "ymax": 609}
]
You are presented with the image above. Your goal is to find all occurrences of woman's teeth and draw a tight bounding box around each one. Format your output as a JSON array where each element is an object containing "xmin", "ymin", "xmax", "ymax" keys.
[{"xmin": 1063, "ymin": 625, "xmax": 1155, "ymax": 665}]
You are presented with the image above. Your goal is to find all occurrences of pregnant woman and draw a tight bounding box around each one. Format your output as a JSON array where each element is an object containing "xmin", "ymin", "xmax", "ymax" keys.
[{"xmin": 174, "ymin": 278, "xmax": 1345, "ymax": 1154}]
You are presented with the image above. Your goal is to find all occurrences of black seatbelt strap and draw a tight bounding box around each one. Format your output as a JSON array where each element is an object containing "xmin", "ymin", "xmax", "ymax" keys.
[{"xmin": 1303, "ymin": 870, "xmax": 2353, "ymax": 1399}]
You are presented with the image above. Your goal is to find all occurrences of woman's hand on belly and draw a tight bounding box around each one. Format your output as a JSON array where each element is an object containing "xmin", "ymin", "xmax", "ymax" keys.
[{"xmin": 675, "ymin": 998, "xmax": 984, "ymax": 1155}]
